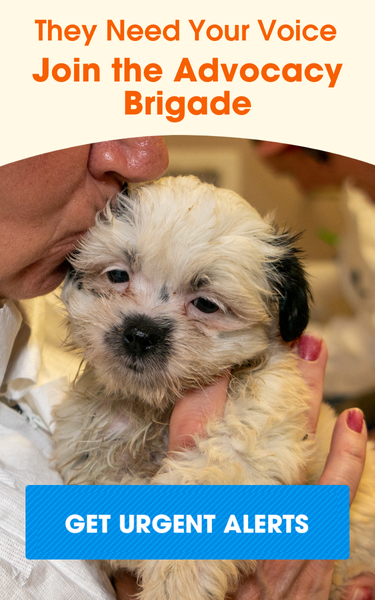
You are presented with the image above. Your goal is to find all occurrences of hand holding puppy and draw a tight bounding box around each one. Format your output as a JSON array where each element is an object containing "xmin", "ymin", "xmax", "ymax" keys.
[
  {"xmin": 114, "ymin": 334, "xmax": 374, "ymax": 600},
  {"xmin": 172, "ymin": 335, "xmax": 375, "ymax": 600},
  {"xmin": 116, "ymin": 334, "xmax": 375, "ymax": 600}
]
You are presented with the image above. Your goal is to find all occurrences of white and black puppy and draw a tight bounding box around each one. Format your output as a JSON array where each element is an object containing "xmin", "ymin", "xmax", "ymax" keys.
[{"xmin": 53, "ymin": 176, "xmax": 375, "ymax": 600}]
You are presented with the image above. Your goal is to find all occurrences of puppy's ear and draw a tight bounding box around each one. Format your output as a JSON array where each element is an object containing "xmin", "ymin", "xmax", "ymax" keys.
[{"xmin": 267, "ymin": 231, "xmax": 311, "ymax": 342}]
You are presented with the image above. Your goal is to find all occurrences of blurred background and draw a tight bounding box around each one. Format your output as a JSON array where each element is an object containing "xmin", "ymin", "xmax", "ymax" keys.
[{"xmin": 165, "ymin": 136, "xmax": 345, "ymax": 261}]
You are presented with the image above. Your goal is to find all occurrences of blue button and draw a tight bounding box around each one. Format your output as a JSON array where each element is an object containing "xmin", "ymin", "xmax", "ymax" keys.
[{"xmin": 26, "ymin": 485, "xmax": 349, "ymax": 560}]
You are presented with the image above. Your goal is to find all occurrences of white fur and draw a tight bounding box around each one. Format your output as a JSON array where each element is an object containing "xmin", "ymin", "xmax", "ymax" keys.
[{"xmin": 53, "ymin": 176, "xmax": 375, "ymax": 600}]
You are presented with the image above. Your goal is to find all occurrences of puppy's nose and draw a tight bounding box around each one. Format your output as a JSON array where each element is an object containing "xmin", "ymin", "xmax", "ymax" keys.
[{"xmin": 122, "ymin": 319, "xmax": 167, "ymax": 357}]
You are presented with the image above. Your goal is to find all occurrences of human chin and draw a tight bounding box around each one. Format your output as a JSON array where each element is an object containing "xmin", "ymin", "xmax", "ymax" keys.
[{"xmin": 2, "ymin": 260, "xmax": 69, "ymax": 301}]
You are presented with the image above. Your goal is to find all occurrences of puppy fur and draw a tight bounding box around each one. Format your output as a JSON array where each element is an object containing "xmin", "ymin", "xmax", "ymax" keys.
[{"xmin": 53, "ymin": 176, "xmax": 375, "ymax": 600}]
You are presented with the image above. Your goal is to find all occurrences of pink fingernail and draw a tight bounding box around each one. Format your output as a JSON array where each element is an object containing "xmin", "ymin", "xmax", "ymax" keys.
[
  {"xmin": 347, "ymin": 409, "xmax": 364, "ymax": 433},
  {"xmin": 352, "ymin": 587, "xmax": 373, "ymax": 600},
  {"xmin": 297, "ymin": 334, "xmax": 322, "ymax": 361}
]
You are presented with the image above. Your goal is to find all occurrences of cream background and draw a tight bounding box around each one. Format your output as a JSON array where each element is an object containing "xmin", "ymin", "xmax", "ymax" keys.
[{"xmin": 1, "ymin": 0, "xmax": 374, "ymax": 165}]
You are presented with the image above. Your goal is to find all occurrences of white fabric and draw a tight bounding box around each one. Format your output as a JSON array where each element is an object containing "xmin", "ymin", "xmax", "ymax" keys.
[
  {"xmin": 308, "ymin": 182, "xmax": 375, "ymax": 398},
  {"xmin": 0, "ymin": 297, "xmax": 116, "ymax": 600}
]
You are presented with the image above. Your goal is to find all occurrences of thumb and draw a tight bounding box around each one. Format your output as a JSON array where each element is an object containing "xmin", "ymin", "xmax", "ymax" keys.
[{"xmin": 168, "ymin": 373, "xmax": 230, "ymax": 452}]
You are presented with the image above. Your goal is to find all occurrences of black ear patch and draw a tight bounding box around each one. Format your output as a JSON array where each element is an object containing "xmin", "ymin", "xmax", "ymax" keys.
[{"xmin": 268, "ymin": 232, "xmax": 311, "ymax": 342}]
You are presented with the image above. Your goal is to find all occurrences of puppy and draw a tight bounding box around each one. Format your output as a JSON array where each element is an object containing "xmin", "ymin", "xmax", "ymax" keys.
[{"xmin": 53, "ymin": 176, "xmax": 375, "ymax": 600}]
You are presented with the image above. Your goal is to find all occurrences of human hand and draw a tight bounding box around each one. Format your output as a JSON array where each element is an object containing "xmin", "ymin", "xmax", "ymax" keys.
[
  {"xmin": 114, "ymin": 333, "xmax": 374, "ymax": 600},
  {"xmin": 230, "ymin": 403, "xmax": 372, "ymax": 600},
  {"xmin": 167, "ymin": 334, "xmax": 375, "ymax": 600},
  {"xmin": 230, "ymin": 334, "xmax": 374, "ymax": 600},
  {"xmin": 112, "ymin": 572, "xmax": 139, "ymax": 600}
]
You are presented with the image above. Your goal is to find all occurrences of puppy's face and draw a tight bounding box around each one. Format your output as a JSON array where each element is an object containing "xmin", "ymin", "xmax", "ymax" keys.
[{"xmin": 62, "ymin": 176, "xmax": 309, "ymax": 408}]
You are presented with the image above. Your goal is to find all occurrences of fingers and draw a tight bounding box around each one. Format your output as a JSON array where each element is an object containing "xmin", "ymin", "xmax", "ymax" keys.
[
  {"xmin": 318, "ymin": 408, "xmax": 367, "ymax": 504},
  {"xmin": 295, "ymin": 333, "xmax": 368, "ymax": 502},
  {"xmin": 233, "ymin": 558, "xmax": 335, "ymax": 600},
  {"xmin": 293, "ymin": 333, "xmax": 328, "ymax": 432},
  {"xmin": 168, "ymin": 373, "xmax": 230, "ymax": 452},
  {"xmin": 112, "ymin": 573, "xmax": 140, "ymax": 600},
  {"xmin": 168, "ymin": 332, "xmax": 327, "ymax": 452},
  {"xmin": 341, "ymin": 573, "xmax": 375, "ymax": 600}
]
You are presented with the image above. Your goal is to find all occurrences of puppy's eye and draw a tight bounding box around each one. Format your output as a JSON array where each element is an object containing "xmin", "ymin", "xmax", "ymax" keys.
[
  {"xmin": 192, "ymin": 297, "xmax": 219, "ymax": 314},
  {"xmin": 107, "ymin": 270, "xmax": 129, "ymax": 284}
]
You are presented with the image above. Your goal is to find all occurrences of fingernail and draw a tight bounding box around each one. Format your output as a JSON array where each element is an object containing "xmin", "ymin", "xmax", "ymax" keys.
[
  {"xmin": 352, "ymin": 587, "xmax": 373, "ymax": 600},
  {"xmin": 347, "ymin": 409, "xmax": 364, "ymax": 433},
  {"xmin": 297, "ymin": 334, "xmax": 323, "ymax": 361}
]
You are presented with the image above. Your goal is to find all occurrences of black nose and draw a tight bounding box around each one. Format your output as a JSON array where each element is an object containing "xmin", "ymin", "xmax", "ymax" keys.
[{"xmin": 122, "ymin": 318, "xmax": 168, "ymax": 357}]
